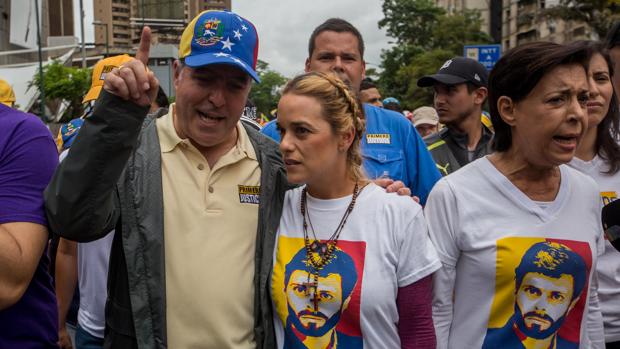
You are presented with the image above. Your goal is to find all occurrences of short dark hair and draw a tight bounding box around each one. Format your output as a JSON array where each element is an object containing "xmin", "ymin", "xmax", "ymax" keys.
[
  {"xmin": 360, "ymin": 78, "xmax": 376, "ymax": 92},
  {"xmin": 308, "ymin": 18, "xmax": 365, "ymax": 59},
  {"xmin": 605, "ymin": 20, "xmax": 620, "ymax": 50},
  {"xmin": 570, "ymin": 40, "xmax": 620, "ymax": 175},
  {"xmin": 488, "ymin": 42, "xmax": 589, "ymax": 152},
  {"xmin": 514, "ymin": 242, "xmax": 587, "ymax": 302}
]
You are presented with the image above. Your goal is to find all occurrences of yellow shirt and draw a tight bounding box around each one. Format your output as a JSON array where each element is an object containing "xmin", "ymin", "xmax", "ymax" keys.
[{"xmin": 157, "ymin": 105, "xmax": 261, "ymax": 348}]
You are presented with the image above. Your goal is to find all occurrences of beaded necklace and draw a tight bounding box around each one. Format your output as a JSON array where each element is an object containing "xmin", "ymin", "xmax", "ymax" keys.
[{"xmin": 300, "ymin": 182, "xmax": 360, "ymax": 309}]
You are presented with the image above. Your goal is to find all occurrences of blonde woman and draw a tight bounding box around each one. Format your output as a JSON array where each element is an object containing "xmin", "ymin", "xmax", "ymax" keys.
[{"xmin": 270, "ymin": 72, "xmax": 441, "ymax": 349}]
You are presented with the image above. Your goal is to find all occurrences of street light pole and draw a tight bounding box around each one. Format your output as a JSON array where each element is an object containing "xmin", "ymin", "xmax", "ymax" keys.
[
  {"xmin": 79, "ymin": 0, "xmax": 86, "ymax": 68},
  {"xmin": 34, "ymin": 0, "xmax": 45, "ymax": 119}
]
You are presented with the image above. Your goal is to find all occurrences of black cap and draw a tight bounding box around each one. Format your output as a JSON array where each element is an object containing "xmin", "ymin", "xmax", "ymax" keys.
[{"xmin": 417, "ymin": 57, "xmax": 488, "ymax": 88}]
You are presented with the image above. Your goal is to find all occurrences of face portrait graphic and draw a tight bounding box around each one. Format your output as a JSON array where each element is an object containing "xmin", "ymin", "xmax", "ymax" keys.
[
  {"xmin": 283, "ymin": 247, "xmax": 358, "ymax": 340},
  {"xmin": 511, "ymin": 242, "xmax": 587, "ymax": 343},
  {"xmin": 286, "ymin": 270, "xmax": 344, "ymax": 337},
  {"xmin": 515, "ymin": 272, "xmax": 575, "ymax": 339},
  {"xmin": 483, "ymin": 239, "xmax": 591, "ymax": 349}
]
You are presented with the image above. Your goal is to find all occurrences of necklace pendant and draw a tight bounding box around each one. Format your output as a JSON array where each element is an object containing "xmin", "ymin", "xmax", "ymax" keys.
[
  {"xmin": 310, "ymin": 240, "xmax": 322, "ymax": 253},
  {"xmin": 320, "ymin": 243, "xmax": 328, "ymax": 255}
]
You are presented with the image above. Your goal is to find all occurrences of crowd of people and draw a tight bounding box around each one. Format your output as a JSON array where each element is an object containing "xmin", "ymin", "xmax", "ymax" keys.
[{"xmin": 1, "ymin": 8, "xmax": 620, "ymax": 349}]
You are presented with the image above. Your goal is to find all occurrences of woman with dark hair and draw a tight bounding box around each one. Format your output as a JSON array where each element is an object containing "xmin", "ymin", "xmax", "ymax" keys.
[
  {"xmin": 569, "ymin": 41, "xmax": 620, "ymax": 349},
  {"xmin": 605, "ymin": 21, "xmax": 620, "ymax": 93},
  {"xmin": 426, "ymin": 41, "xmax": 605, "ymax": 349}
]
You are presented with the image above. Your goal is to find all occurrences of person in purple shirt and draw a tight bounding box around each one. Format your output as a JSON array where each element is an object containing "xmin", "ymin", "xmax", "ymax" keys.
[{"xmin": 0, "ymin": 103, "xmax": 59, "ymax": 348}]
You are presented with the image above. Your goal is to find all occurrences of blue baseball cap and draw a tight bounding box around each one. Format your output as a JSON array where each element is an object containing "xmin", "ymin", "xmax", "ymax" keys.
[
  {"xmin": 179, "ymin": 10, "xmax": 260, "ymax": 82},
  {"xmin": 383, "ymin": 97, "xmax": 400, "ymax": 106}
]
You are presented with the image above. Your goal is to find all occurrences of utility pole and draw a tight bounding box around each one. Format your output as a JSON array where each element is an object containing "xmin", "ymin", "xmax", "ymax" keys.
[
  {"xmin": 34, "ymin": 0, "xmax": 45, "ymax": 119},
  {"xmin": 79, "ymin": 0, "xmax": 86, "ymax": 68}
]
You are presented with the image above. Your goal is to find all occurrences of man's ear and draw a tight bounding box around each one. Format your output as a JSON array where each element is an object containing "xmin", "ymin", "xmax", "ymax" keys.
[
  {"xmin": 474, "ymin": 87, "xmax": 488, "ymax": 106},
  {"xmin": 304, "ymin": 57, "xmax": 311, "ymax": 73},
  {"xmin": 173, "ymin": 59, "xmax": 182, "ymax": 89},
  {"xmin": 497, "ymin": 96, "xmax": 517, "ymax": 127},
  {"xmin": 361, "ymin": 60, "xmax": 366, "ymax": 80}
]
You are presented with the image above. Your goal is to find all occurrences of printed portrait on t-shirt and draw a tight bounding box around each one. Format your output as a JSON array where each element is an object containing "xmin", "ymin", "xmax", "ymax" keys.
[
  {"xmin": 482, "ymin": 237, "xmax": 592, "ymax": 349},
  {"xmin": 272, "ymin": 236, "xmax": 366, "ymax": 348}
]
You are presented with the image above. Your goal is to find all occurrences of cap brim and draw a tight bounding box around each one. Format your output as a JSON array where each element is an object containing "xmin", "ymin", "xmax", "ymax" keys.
[
  {"xmin": 83, "ymin": 86, "xmax": 102, "ymax": 104},
  {"xmin": 414, "ymin": 119, "xmax": 439, "ymax": 127},
  {"xmin": 417, "ymin": 74, "xmax": 468, "ymax": 87},
  {"xmin": 185, "ymin": 53, "xmax": 261, "ymax": 83}
]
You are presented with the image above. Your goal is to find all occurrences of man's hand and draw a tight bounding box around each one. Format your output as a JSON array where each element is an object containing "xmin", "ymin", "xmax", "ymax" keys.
[
  {"xmin": 374, "ymin": 178, "xmax": 419, "ymax": 202},
  {"xmin": 58, "ymin": 325, "xmax": 73, "ymax": 349},
  {"xmin": 104, "ymin": 26, "xmax": 159, "ymax": 106}
]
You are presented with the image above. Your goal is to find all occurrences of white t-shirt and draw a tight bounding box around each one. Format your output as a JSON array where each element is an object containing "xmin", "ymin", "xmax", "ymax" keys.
[
  {"xmin": 271, "ymin": 183, "xmax": 441, "ymax": 349},
  {"xmin": 570, "ymin": 155, "xmax": 620, "ymax": 342},
  {"xmin": 60, "ymin": 149, "xmax": 114, "ymax": 339},
  {"xmin": 426, "ymin": 157, "xmax": 605, "ymax": 349}
]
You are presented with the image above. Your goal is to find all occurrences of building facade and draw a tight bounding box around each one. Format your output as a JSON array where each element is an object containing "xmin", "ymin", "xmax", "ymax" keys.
[
  {"xmin": 0, "ymin": 0, "xmax": 52, "ymax": 65},
  {"xmin": 93, "ymin": 0, "xmax": 231, "ymax": 49},
  {"xmin": 501, "ymin": 0, "xmax": 595, "ymax": 50},
  {"xmin": 435, "ymin": 0, "xmax": 503, "ymax": 43},
  {"xmin": 435, "ymin": 0, "xmax": 596, "ymax": 51}
]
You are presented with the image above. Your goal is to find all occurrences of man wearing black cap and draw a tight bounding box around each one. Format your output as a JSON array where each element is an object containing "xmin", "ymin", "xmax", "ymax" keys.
[{"xmin": 417, "ymin": 57, "xmax": 493, "ymax": 176}]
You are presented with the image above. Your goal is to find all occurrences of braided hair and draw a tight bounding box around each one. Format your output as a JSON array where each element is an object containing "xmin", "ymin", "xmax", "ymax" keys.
[{"xmin": 282, "ymin": 72, "xmax": 367, "ymax": 181}]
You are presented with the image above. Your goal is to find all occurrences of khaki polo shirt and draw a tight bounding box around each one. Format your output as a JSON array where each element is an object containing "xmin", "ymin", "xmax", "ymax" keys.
[{"xmin": 157, "ymin": 105, "xmax": 261, "ymax": 348}]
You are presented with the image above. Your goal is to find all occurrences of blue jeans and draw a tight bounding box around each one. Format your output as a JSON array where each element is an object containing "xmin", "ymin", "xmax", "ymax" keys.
[{"xmin": 75, "ymin": 324, "xmax": 104, "ymax": 349}]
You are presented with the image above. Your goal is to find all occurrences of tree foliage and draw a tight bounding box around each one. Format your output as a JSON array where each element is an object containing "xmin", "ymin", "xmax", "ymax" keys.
[
  {"xmin": 377, "ymin": 0, "xmax": 493, "ymax": 109},
  {"xmin": 249, "ymin": 60, "xmax": 288, "ymax": 117},
  {"xmin": 541, "ymin": 0, "xmax": 619, "ymax": 39},
  {"xmin": 29, "ymin": 60, "xmax": 91, "ymax": 122}
]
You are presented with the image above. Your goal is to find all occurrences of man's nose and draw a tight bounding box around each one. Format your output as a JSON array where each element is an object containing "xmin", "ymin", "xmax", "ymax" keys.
[
  {"xmin": 207, "ymin": 83, "xmax": 226, "ymax": 108},
  {"xmin": 332, "ymin": 56, "xmax": 344, "ymax": 71}
]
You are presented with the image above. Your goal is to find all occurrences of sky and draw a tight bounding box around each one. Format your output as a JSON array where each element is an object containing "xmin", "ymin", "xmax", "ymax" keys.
[{"xmin": 73, "ymin": 0, "xmax": 394, "ymax": 77}]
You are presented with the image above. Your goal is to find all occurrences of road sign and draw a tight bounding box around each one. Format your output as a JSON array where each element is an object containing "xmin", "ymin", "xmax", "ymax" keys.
[{"xmin": 464, "ymin": 44, "xmax": 502, "ymax": 70}]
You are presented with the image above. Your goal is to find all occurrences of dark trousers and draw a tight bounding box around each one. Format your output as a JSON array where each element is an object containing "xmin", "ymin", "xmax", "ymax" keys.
[
  {"xmin": 75, "ymin": 325, "xmax": 104, "ymax": 349},
  {"xmin": 607, "ymin": 341, "xmax": 620, "ymax": 349}
]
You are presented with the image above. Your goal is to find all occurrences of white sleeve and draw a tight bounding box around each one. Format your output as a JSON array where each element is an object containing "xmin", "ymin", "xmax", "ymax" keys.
[
  {"xmin": 396, "ymin": 207, "xmax": 442, "ymax": 287},
  {"xmin": 587, "ymin": 221, "xmax": 606, "ymax": 349},
  {"xmin": 424, "ymin": 179, "xmax": 461, "ymax": 349}
]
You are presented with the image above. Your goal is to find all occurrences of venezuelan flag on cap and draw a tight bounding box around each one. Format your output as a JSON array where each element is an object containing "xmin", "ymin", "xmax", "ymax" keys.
[{"xmin": 179, "ymin": 10, "xmax": 260, "ymax": 82}]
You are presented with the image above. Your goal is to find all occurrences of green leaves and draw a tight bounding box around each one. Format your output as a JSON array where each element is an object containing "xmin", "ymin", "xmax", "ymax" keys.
[
  {"xmin": 249, "ymin": 60, "xmax": 288, "ymax": 119},
  {"xmin": 29, "ymin": 60, "xmax": 91, "ymax": 122},
  {"xmin": 377, "ymin": 0, "xmax": 493, "ymax": 109}
]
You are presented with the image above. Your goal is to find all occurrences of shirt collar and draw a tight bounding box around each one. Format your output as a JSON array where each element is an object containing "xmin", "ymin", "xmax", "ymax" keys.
[{"xmin": 158, "ymin": 103, "xmax": 186, "ymax": 153}]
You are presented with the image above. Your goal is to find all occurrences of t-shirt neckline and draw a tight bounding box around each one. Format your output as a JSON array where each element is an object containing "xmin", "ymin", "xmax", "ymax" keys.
[
  {"xmin": 304, "ymin": 183, "xmax": 376, "ymax": 211},
  {"xmin": 479, "ymin": 156, "xmax": 569, "ymax": 221}
]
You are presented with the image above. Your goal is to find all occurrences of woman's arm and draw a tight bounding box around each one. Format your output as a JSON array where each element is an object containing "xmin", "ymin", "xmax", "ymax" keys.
[{"xmin": 397, "ymin": 274, "xmax": 436, "ymax": 349}]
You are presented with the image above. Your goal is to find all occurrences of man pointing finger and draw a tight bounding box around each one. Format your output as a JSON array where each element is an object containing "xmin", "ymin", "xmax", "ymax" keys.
[{"xmin": 45, "ymin": 10, "xmax": 289, "ymax": 349}]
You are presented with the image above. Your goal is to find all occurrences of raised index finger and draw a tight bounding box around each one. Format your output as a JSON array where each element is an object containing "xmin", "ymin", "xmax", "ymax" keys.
[{"xmin": 135, "ymin": 26, "xmax": 151, "ymax": 66}]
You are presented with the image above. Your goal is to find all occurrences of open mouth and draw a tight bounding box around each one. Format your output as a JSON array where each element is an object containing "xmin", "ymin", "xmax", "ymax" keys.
[
  {"xmin": 285, "ymin": 158, "xmax": 301, "ymax": 166},
  {"xmin": 552, "ymin": 134, "xmax": 578, "ymax": 148},
  {"xmin": 197, "ymin": 110, "xmax": 225, "ymax": 124}
]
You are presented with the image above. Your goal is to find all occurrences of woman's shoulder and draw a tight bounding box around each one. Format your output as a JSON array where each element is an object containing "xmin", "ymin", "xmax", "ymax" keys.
[
  {"xmin": 360, "ymin": 182, "xmax": 423, "ymax": 216},
  {"xmin": 561, "ymin": 164, "xmax": 598, "ymax": 189}
]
